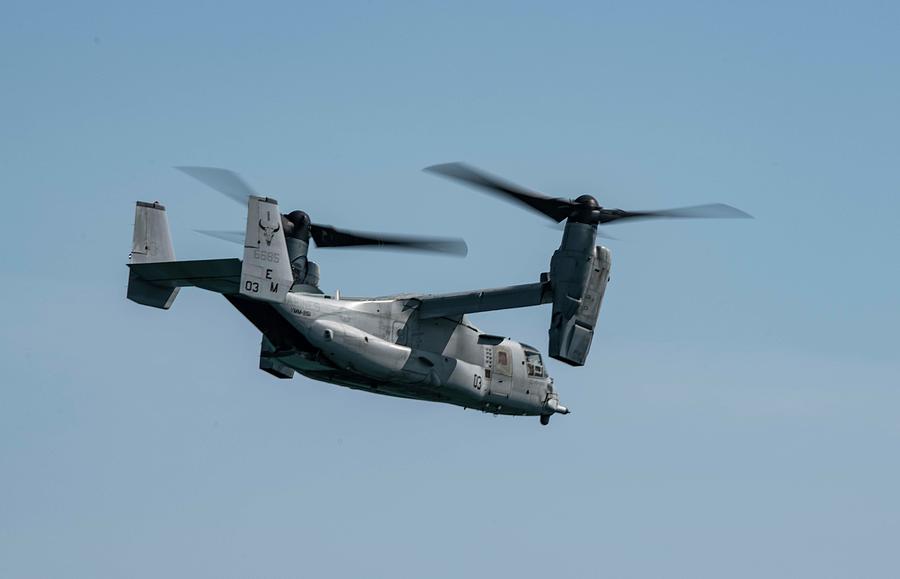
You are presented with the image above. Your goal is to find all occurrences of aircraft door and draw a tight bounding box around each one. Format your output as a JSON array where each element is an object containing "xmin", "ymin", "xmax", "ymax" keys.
[{"xmin": 489, "ymin": 345, "xmax": 512, "ymax": 397}]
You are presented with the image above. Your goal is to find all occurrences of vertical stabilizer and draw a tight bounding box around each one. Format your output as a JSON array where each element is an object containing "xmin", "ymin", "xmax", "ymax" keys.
[
  {"xmin": 127, "ymin": 201, "xmax": 180, "ymax": 309},
  {"xmin": 240, "ymin": 196, "xmax": 293, "ymax": 303}
]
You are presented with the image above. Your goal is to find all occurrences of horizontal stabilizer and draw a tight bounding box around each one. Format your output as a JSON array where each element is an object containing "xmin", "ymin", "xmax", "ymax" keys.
[{"xmin": 128, "ymin": 258, "xmax": 242, "ymax": 295}]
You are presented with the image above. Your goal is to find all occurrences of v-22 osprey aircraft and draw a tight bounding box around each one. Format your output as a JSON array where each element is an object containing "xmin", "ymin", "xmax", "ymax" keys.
[{"xmin": 127, "ymin": 164, "xmax": 749, "ymax": 425}]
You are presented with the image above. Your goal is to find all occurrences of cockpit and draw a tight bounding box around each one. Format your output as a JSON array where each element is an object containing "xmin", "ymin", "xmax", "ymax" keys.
[{"xmin": 524, "ymin": 348, "xmax": 545, "ymax": 378}]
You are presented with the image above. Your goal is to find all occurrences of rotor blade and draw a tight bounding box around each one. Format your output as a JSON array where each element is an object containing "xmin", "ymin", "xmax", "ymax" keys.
[
  {"xmin": 425, "ymin": 162, "xmax": 574, "ymax": 223},
  {"xmin": 176, "ymin": 166, "xmax": 259, "ymax": 205},
  {"xmin": 194, "ymin": 229, "xmax": 245, "ymax": 244},
  {"xmin": 310, "ymin": 223, "xmax": 468, "ymax": 256},
  {"xmin": 598, "ymin": 203, "xmax": 753, "ymax": 224}
]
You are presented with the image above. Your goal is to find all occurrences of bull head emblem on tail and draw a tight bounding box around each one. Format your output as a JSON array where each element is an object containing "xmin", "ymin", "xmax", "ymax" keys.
[{"xmin": 258, "ymin": 217, "xmax": 281, "ymax": 246}]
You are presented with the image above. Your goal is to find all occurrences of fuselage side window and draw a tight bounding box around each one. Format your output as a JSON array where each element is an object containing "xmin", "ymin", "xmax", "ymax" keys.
[{"xmin": 495, "ymin": 347, "xmax": 512, "ymax": 376}]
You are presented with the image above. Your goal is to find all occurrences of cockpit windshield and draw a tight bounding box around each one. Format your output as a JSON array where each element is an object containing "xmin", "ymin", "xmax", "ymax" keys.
[{"xmin": 525, "ymin": 350, "xmax": 544, "ymax": 377}]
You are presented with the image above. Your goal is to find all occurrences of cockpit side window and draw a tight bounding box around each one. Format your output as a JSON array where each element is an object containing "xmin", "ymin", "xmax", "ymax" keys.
[{"xmin": 525, "ymin": 350, "xmax": 544, "ymax": 377}]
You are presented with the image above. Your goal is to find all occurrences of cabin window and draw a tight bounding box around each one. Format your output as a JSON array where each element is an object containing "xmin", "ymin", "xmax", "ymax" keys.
[
  {"xmin": 495, "ymin": 347, "xmax": 512, "ymax": 376},
  {"xmin": 525, "ymin": 350, "xmax": 544, "ymax": 377}
]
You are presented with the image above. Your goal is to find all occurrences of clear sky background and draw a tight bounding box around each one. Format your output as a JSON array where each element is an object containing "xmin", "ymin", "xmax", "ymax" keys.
[{"xmin": 1, "ymin": 1, "xmax": 899, "ymax": 577}]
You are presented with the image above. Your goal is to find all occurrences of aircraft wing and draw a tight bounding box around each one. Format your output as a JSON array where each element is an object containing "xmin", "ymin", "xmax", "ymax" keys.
[{"xmin": 412, "ymin": 280, "xmax": 552, "ymax": 319}]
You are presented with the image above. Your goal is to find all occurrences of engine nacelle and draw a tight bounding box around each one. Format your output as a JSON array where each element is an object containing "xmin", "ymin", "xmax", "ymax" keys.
[
  {"xmin": 548, "ymin": 222, "xmax": 611, "ymax": 366},
  {"xmin": 307, "ymin": 320, "xmax": 434, "ymax": 384}
]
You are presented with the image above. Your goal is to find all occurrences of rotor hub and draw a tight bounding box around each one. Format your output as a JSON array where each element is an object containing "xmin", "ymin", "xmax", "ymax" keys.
[
  {"xmin": 571, "ymin": 194, "xmax": 600, "ymax": 224},
  {"xmin": 283, "ymin": 210, "xmax": 311, "ymax": 239}
]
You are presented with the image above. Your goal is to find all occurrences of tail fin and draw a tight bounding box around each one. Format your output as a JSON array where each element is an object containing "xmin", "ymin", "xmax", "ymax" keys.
[
  {"xmin": 127, "ymin": 201, "xmax": 180, "ymax": 309},
  {"xmin": 239, "ymin": 196, "xmax": 293, "ymax": 303}
]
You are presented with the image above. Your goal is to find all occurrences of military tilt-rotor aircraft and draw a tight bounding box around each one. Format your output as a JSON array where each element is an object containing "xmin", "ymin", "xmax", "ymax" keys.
[{"xmin": 127, "ymin": 164, "xmax": 750, "ymax": 425}]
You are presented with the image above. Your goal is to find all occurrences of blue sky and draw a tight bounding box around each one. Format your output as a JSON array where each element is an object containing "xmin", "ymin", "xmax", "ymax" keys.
[{"xmin": 1, "ymin": 1, "xmax": 899, "ymax": 577}]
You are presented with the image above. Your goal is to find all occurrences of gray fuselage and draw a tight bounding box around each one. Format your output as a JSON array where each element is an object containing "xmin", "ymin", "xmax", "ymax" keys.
[{"xmin": 270, "ymin": 292, "xmax": 562, "ymax": 417}]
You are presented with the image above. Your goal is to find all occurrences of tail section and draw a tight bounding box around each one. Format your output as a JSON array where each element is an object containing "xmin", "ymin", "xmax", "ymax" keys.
[
  {"xmin": 126, "ymin": 196, "xmax": 294, "ymax": 308},
  {"xmin": 127, "ymin": 202, "xmax": 180, "ymax": 309},
  {"xmin": 239, "ymin": 196, "xmax": 293, "ymax": 303}
]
